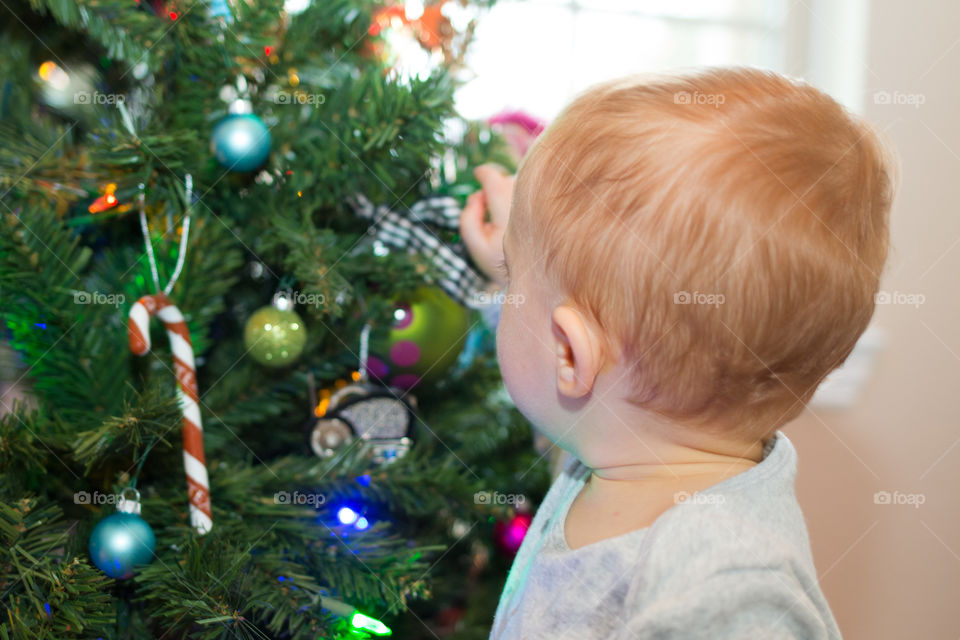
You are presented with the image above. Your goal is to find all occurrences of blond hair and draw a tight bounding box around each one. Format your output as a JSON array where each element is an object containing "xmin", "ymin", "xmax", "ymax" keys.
[{"xmin": 513, "ymin": 67, "xmax": 897, "ymax": 438}]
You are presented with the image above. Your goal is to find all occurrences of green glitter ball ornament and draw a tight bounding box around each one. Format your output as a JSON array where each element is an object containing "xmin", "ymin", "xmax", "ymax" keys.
[{"xmin": 244, "ymin": 294, "xmax": 307, "ymax": 367}]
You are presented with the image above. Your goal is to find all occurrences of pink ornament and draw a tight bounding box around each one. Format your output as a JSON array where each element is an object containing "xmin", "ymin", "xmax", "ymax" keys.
[
  {"xmin": 494, "ymin": 512, "xmax": 533, "ymax": 556},
  {"xmin": 487, "ymin": 110, "xmax": 547, "ymax": 160}
]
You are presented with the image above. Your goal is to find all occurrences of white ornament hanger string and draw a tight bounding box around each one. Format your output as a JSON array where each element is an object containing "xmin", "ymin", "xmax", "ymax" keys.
[
  {"xmin": 358, "ymin": 322, "xmax": 371, "ymax": 383},
  {"xmin": 137, "ymin": 174, "xmax": 194, "ymax": 296}
]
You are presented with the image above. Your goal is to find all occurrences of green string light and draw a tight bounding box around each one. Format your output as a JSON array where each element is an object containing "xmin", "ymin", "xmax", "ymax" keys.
[
  {"xmin": 318, "ymin": 596, "xmax": 391, "ymax": 637},
  {"xmin": 349, "ymin": 611, "xmax": 391, "ymax": 636}
]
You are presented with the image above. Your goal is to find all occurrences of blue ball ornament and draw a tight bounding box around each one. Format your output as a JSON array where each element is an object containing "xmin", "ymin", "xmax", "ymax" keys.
[
  {"xmin": 207, "ymin": 0, "xmax": 232, "ymax": 22},
  {"xmin": 89, "ymin": 512, "xmax": 156, "ymax": 579},
  {"xmin": 211, "ymin": 114, "xmax": 271, "ymax": 172}
]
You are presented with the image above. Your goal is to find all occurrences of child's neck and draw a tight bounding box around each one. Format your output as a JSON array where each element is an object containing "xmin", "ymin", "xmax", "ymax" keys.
[
  {"xmin": 561, "ymin": 428, "xmax": 768, "ymax": 550},
  {"xmin": 563, "ymin": 457, "xmax": 760, "ymax": 550},
  {"xmin": 588, "ymin": 444, "xmax": 764, "ymax": 483},
  {"xmin": 570, "ymin": 415, "xmax": 767, "ymax": 482}
]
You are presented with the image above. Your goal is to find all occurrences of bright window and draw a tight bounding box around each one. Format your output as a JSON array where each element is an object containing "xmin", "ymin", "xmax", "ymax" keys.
[{"xmin": 456, "ymin": 0, "xmax": 790, "ymax": 121}]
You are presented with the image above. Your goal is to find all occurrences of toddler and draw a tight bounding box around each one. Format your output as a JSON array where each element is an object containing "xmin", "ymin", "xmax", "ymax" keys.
[{"xmin": 459, "ymin": 67, "xmax": 896, "ymax": 639}]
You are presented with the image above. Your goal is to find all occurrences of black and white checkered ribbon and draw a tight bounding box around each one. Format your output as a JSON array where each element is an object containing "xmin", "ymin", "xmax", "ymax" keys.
[{"xmin": 348, "ymin": 193, "xmax": 494, "ymax": 310}]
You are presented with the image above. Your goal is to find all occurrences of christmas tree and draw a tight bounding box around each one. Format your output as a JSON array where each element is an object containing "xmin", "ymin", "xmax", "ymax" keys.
[{"xmin": 0, "ymin": 0, "xmax": 549, "ymax": 637}]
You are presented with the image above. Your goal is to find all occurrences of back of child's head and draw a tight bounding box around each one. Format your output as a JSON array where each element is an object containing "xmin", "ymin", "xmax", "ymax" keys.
[{"xmin": 512, "ymin": 67, "xmax": 897, "ymax": 439}]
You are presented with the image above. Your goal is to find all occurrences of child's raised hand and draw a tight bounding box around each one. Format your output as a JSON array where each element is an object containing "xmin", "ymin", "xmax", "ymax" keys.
[{"xmin": 459, "ymin": 163, "xmax": 516, "ymax": 288}]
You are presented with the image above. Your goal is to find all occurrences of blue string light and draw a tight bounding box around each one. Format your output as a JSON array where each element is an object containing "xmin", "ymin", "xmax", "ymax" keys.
[{"xmin": 337, "ymin": 507, "xmax": 358, "ymax": 526}]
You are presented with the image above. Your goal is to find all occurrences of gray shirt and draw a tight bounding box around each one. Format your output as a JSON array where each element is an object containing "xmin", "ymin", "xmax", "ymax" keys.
[{"xmin": 489, "ymin": 431, "xmax": 842, "ymax": 639}]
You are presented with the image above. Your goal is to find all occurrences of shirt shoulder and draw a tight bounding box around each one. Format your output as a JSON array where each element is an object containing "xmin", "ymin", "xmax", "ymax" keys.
[
  {"xmin": 641, "ymin": 432, "xmax": 813, "ymax": 579},
  {"xmin": 621, "ymin": 432, "xmax": 841, "ymax": 637}
]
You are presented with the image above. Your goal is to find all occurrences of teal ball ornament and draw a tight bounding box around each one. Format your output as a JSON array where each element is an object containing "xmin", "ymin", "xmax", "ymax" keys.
[
  {"xmin": 89, "ymin": 512, "xmax": 156, "ymax": 579},
  {"xmin": 211, "ymin": 114, "xmax": 271, "ymax": 172}
]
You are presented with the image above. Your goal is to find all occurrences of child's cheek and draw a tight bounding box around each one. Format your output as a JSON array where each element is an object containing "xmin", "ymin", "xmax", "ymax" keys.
[
  {"xmin": 496, "ymin": 301, "xmax": 546, "ymax": 426},
  {"xmin": 496, "ymin": 303, "xmax": 526, "ymax": 409}
]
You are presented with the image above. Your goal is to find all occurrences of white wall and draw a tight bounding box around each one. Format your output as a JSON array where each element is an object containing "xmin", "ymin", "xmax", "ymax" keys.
[{"xmin": 787, "ymin": 1, "xmax": 960, "ymax": 637}]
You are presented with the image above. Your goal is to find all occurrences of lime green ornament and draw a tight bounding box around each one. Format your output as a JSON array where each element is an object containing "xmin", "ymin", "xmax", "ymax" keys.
[
  {"xmin": 244, "ymin": 294, "xmax": 307, "ymax": 367},
  {"xmin": 366, "ymin": 286, "xmax": 469, "ymax": 390}
]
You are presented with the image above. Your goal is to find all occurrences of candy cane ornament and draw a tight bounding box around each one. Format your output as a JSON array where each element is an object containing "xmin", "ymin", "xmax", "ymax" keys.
[{"xmin": 128, "ymin": 293, "xmax": 213, "ymax": 534}]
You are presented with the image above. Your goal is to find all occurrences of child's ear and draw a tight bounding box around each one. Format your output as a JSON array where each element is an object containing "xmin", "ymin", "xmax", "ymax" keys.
[{"xmin": 551, "ymin": 304, "xmax": 605, "ymax": 399}]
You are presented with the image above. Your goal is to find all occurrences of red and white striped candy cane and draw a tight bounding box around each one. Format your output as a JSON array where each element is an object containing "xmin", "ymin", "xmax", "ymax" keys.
[{"xmin": 128, "ymin": 293, "xmax": 212, "ymax": 534}]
